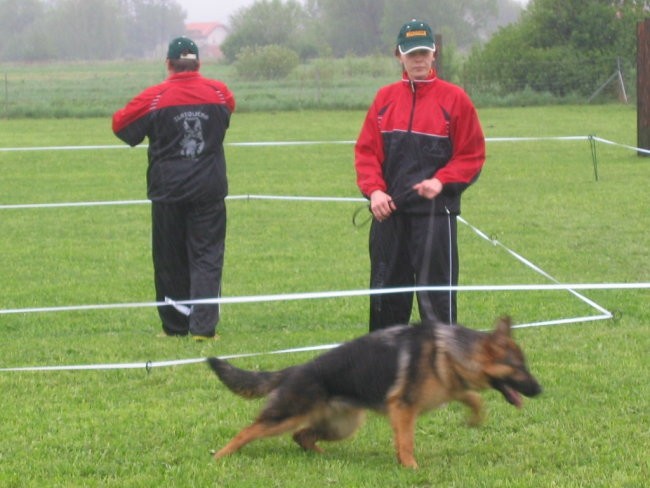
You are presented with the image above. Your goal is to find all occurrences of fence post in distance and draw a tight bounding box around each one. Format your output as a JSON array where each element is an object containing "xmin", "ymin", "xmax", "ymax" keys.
[{"xmin": 636, "ymin": 19, "xmax": 650, "ymax": 157}]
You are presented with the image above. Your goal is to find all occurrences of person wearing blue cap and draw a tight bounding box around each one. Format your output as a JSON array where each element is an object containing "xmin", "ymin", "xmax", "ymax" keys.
[
  {"xmin": 355, "ymin": 20, "xmax": 485, "ymax": 330},
  {"xmin": 113, "ymin": 37, "xmax": 235, "ymax": 341}
]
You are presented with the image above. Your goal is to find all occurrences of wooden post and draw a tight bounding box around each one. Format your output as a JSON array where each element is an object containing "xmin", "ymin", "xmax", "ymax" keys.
[
  {"xmin": 434, "ymin": 34, "xmax": 443, "ymax": 80},
  {"xmin": 637, "ymin": 19, "xmax": 650, "ymax": 156}
]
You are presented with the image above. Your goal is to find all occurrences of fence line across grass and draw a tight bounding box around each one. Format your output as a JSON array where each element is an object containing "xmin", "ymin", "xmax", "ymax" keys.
[
  {"xmin": 1, "ymin": 136, "xmax": 647, "ymax": 194},
  {"xmin": 0, "ymin": 191, "xmax": 634, "ymax": 327},
  {"xmin": 1, "ymin": 136, "xmax": 648, "ymax": 373},
  {"xmin": 1, "ymin": 277, "xmax": 648, "ymax": 374},
  {"xmin": 1, "ymin": 281, "xmax": 648, "ymax": 319},
  {"xmin": 1, "ymin": 135, "xmax": 649, "ymax": 154}
]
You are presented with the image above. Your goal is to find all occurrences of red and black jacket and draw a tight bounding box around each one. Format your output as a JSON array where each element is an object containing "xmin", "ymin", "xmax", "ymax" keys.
[
  {"xmin": 112, "ymin": 71, "xmax": 235, "ymax": 203},
  {"xmin": 355, "ymin": 70, "xmax": 485, "ymax": 214}
]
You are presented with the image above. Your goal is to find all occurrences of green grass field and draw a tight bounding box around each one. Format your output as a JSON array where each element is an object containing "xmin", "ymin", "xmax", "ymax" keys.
[
  {"xmin": 1, "ymin": 59, "xmax": 399, "ymax": 117},
  {"xmin": 0, "ymin": 105, "xmax": 648, "ymax": 487},
  {"xmin": 0, "ymin": 57, "xmax": 596, "ymax": 118}
]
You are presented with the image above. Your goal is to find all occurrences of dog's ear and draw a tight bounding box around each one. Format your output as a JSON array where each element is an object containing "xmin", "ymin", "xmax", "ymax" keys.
[
  {"xmin": 493, "ymin": 316, "xmax": 513, "ymax": 338},
  {"xmin": 483, "ymin": 316, "xmax": 516, "ymax": 370}
]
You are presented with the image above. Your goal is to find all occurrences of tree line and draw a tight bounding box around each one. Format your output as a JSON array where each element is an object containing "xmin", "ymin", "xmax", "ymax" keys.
[
  {"xmin": 0, "ymin": 0, "xmax": 522, "ymax": 62},
  {"xmin": 0, "ymin": 0, "xmax": 185, "ymax": 61},
  {"xmin": 222, "ymin": 0, "xmax": 523, "ymax": 61},
  {"xmin": 1, "ymin": 0, "xmax": 646, "ymax": 100},
  {"xmin": 465, "ymin": 0, "xmax": 649, "ymax": 97},
  {"xmin": 224, "ymin": 0, "xmax": 647, "ymax": 98}
]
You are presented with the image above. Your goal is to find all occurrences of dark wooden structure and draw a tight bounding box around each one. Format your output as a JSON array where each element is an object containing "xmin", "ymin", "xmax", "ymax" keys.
[{"xmin": 637, "ymin": 19, "xmax": 650, "ymax": 156}]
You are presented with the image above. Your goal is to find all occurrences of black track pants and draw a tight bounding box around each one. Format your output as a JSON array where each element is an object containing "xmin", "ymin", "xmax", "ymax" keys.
[
  {"xmin": 152, "ymin": 199, "xmax": 226, "ymax": 336},
  {"xmin": 368, "ymin": 212, "xmax": 458, "ymax": 331}
]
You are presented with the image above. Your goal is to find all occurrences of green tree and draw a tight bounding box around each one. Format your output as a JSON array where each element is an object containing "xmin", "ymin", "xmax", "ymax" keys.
[
  {"xmin": 380, "ymin": 0, "xmax": 499, "ymax": 50},
  {"xmin": 221, "ymin": 0, "xmax": 311, "ymax": 62},
  {"xmin": 233, "ymin": 44, "xmax": 300, "ymax": 80},
  {"xmin": 121, "ymin": 0, "xmax": 186, "ymax": 58},
  {"xmin": 309, "ymin": 0, "xmax": 386, "ymax": 56},
  {"xmin": 47, "ymin": 0, "xmax": 123, "ymax": 60},
  {"xmin": 223, "ymin": 0, "xmax": 515, "ymax": 62},
  {"xmin": 486, "ymin": 0, "xmax": 525, "ymax": 33},
  {"xmin": 465, "ymin": 0, "xmax": 648, "ymax": 97},
  {"xmin": 0, "ymin": 0, "xmax": 186, "ymax": 61},
  {"xmin": 0, "ymin": 0, "xmax": 41, "ymax": 38},
  {"xmin": 0, "ymin": 0, "xmax": 47, "ymax": 60}
]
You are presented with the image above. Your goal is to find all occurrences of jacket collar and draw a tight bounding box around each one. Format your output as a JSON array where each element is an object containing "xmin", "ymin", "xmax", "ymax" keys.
[
  {"xmin": 401, "ymin": 68, "xmax": 438, "ymax": 89},
  {"xmin": 168, "ymin": 71, "xmax": 201, "ymax": 82}
]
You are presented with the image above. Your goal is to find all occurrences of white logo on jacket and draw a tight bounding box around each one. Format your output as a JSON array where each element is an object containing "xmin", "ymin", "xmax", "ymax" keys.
[{"xmin": 179, "ymin": 115, "xmax": 206, "ymax": 158}]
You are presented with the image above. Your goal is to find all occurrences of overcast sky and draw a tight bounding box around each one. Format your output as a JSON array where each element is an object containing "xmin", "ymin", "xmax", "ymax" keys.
[
  {"xmin": 178, "ymin": 0, "xmax": 270, "ymax": 23},
  {"xmin": 178, "ymin": 0, "xmax": 529, "ymax": 24}
]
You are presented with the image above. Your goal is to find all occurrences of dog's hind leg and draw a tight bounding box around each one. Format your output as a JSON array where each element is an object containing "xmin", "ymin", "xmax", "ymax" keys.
[
  {"xmin": 387, "ymin": 400, "xmax": 419, "ymax": 469},
  {"xmin": 292, "ymin": 429, "xmax": 325, "ymax": 453},
  {"xmin": 214, "ymin": 416, "xmax": 306, "ymax": 459},
  {"xmin": 292, "ymin": 407, "xmax": 365, "ymax": 453}
]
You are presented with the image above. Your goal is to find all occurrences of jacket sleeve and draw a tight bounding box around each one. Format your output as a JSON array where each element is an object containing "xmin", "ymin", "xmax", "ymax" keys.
[
  {"xmin": 111, "ymin": 86, "xmax": 158, "ymax": 147},
  {"xmin": 434, "ymin": 92, "xmax": 485, "ymax": 187},
  {"xmin": 354, "ymin": 97, "xmax": 387, "ymax": 198},
  {"xmin": 215, "ymin": 81, "xmax": 236, "ymax": 115}
]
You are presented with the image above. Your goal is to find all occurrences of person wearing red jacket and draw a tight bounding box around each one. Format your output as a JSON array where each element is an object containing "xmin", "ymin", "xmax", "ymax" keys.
[
  {"xmin": 355, "ymin": 20, "xmax": 485, "ymax": 331},
  {"xmin": 112, "ymin": 37, "xmax": 235, "ymax": 341}
]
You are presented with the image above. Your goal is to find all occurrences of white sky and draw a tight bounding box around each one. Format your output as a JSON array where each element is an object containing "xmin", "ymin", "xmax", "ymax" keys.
[
  {"xmin": 177, "ymin": 0, "xmax": 267, "ymax": 23},
  {"xmin": 177, "ymin": 0, "xmax": 529, "ymax": 24}
]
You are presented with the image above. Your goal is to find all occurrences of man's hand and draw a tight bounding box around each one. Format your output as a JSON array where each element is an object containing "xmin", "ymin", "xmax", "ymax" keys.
[
  {"xmin": 413, "ymin": 177, "xmax": 443, "ymax": 200},
  {"xmin": 370, "ymin": 190, "xmax": 396, "ymax": 222}
]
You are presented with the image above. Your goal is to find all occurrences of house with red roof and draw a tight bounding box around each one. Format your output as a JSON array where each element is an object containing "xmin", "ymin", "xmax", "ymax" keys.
[{"xmin": 185, "ymin": 22, "xmax": 229, "ymax": 59}]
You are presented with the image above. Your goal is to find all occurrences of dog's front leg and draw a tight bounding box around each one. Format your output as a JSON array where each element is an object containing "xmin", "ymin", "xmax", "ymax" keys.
[
  {"xmin": 387, "ymin": 399, "xmax": 418, "ymax": 469},
  {"xmin": 457, "ymin": 391, "xmax": 484, "ymax": 426}
]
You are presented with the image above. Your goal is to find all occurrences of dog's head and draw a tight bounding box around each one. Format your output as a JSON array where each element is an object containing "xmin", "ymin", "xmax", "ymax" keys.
[{"xmin": 483, "ymin": 316, "xmax": 542, "ymax": 407}]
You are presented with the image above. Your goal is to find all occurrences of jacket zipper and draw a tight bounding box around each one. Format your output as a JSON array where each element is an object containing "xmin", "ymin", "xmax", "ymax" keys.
[{"xmin": 408, "ymin": 79, "xmax": 416, "ymax": 132}]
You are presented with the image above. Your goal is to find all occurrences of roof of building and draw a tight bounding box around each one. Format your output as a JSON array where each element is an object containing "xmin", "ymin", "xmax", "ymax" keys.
[{"xmin": 185, "ymin": 22, "xmax": 228, "ymax": 38}]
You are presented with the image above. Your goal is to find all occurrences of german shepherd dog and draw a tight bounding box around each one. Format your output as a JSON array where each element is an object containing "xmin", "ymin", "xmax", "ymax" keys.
[{"xmin": 207, "ymin": 316, "xmax": 541, "ymax": 468}]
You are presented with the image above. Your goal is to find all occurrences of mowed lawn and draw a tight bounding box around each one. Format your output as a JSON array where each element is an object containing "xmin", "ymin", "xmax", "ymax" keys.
[{"xmin": 0, "ymin": 105, "xmax": 648, "ymax": 487}]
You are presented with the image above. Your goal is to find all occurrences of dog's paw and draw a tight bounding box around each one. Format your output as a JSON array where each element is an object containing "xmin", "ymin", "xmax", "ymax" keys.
[
  {"xmin": 210, "ymin": 449, "xmax": 228, "ymax": 460},
  {"xmin": 398, "ymin": 457, "xmax": 419, "ymax": 469},
  {"xmin": 467, "ymin": 413, "xmax": 484, "ymax": 427}
]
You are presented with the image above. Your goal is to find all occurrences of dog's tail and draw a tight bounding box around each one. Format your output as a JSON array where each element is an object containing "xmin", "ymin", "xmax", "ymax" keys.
[{"xmin": 206, "ymin": 357, "xmax": 288, "ymax": 399}]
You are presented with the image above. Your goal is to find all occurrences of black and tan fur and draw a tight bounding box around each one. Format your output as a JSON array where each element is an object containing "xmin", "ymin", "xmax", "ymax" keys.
[{"xmin": 207, "ymin": 316, "xmax": 541, "ymax": 468}]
